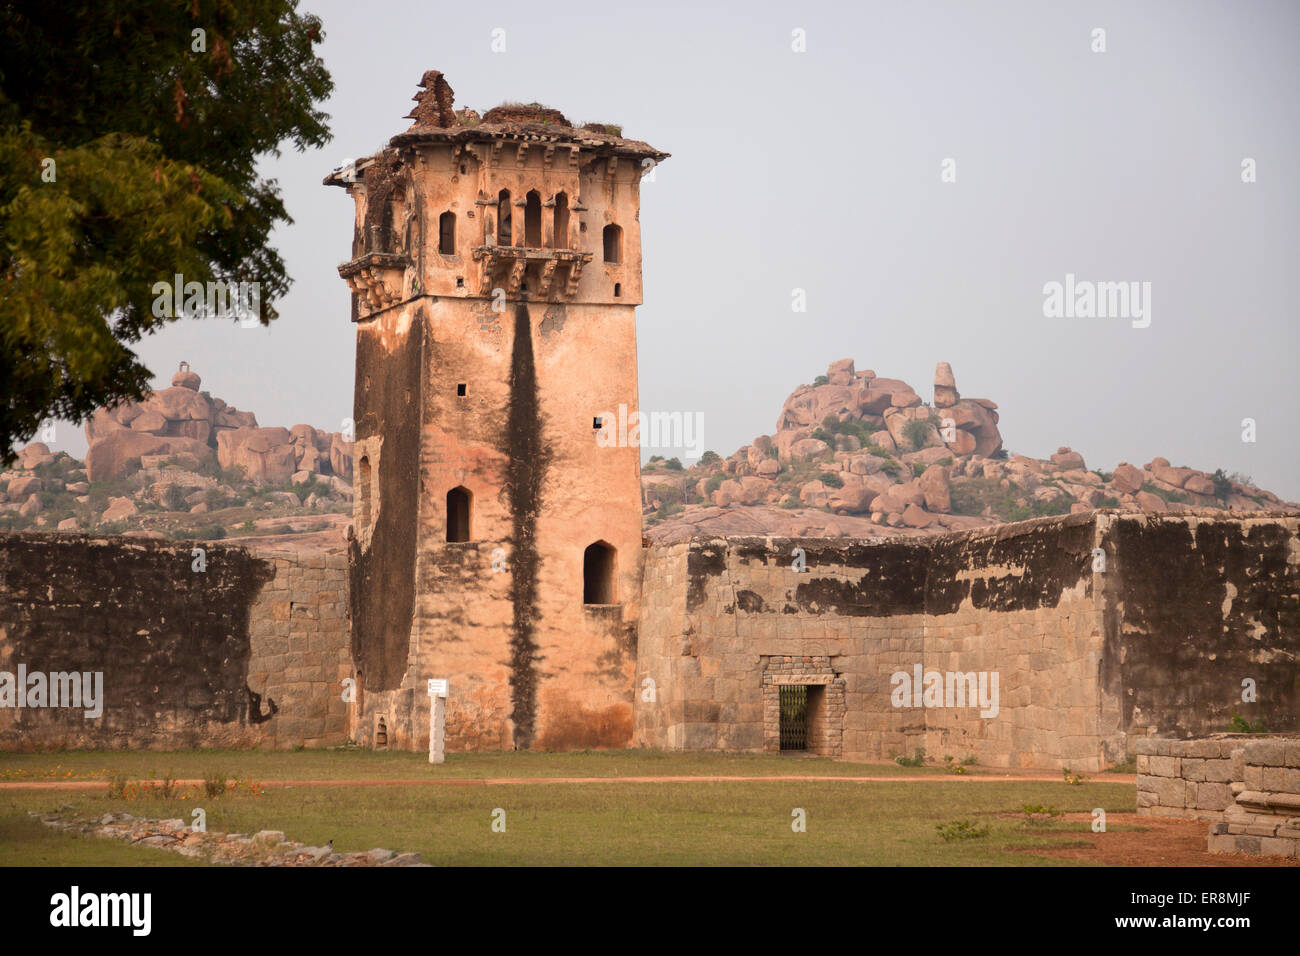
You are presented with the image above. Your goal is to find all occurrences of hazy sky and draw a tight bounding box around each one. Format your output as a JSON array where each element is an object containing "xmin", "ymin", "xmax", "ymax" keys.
[{"xmin": 47, "ymin": 0, "xmax": 1300, "ymax": 498}]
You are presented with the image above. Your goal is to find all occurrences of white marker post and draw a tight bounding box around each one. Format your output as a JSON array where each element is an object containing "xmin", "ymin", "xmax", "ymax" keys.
[{"xmin": 428, "ymin": 678, "xmax": 448, "ymax": 764}]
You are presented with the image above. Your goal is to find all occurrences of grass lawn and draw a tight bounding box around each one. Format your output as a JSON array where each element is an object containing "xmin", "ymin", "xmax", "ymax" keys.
[
  {"xmin": 0, "ymin": 750, "xmax": 1135, "ymax": 866},
  {"xmin": 0, "ymin": 747, "xmax": 965, "ymax": 782}
]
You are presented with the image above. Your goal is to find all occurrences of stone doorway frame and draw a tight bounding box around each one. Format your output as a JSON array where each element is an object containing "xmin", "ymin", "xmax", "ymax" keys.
[{"xmin": 761, "ymin": 656, "xmax": 844, "ymax": 758}]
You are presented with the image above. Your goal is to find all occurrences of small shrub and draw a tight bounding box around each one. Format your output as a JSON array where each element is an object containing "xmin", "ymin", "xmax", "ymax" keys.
[
  {"xmin": 654, "ymin": 501, "xmax": 683, "ymax": 521},
  {"xmin": 108, "ymin": 772, "xmax": 130, "ymax": 799},
  {"xmin": 936, "ymin": 819, "xmax": 989, "ymax": 842},
  {"xmin": 153, "ymin": 771, "xmax": 179, "ymax": 799},
  {"xmin": 1020, "ymin": 804, "xmax": 1063, "ymax": 823},
  {"xmin": 903, "ymin": 420, "xmax": 931, "ymax": 451},
  {"xmin": 1211, "ymin": 468, "xmax": 1233, "ymax": 499},
  {"xmin": 895, "ymin": 748, "xmax": 926, "ymax": 767},
  {"xmin": 203, "ymin": 770, "xmax": 228, "ymax": 798},
  {"xmin": 812, "ymin": 375, "xmax": 829, "ymax": 386},
  {"xmin": 1229, "ymin": 714, "xmax": 1268, "ymax": 734},
  {"xmin": 1062, "ymin": 766, "xmax": 1086, "ymax": 786},
  {"xmin": 291, "ymin": 477, "xmax": 329, "ymax": 503},
  {"xmin": 162, "ymin": 485, "xmax": 188, "ymax": 511},
  {"xmin": 912, "ymin": 462, "xmax": 927, "ymax": 478},
  {"xmin": 818, "ymin": 471, "xmax": 843, "ymax": 489},
  {"xmin": 698, "ymin": 450, "xmax": 721, "ymax": 467}
]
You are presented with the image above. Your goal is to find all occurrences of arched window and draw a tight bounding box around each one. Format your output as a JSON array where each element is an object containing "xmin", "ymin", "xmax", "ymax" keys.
[
  {"xmin": 603, "ymin": 224, "xmax": 623, "ymax": 264},
  {"xmin": 439, "ymin": 211, "xmax": 456, "ymax": 255},
  {"xmin": 497, "ymin": 189, "xmax": 512, "ymax": 246},
  {"xmin": 358, "ymin": 456, "xmax": 372, "ymax": 530},
  {"xmin": 552, "ymin": 192, "xmax": 569, "ymax": 249},
  {"xmin": 446, "ymin": 486, "xmax": 472, "ymax": 542},
  {"xmin": 524, "ymin": 190, "xmax": 542, "ymax": 247},
  {"xmin": 583, "ymin": 541, "xmax": 617, "ymax": 604}
]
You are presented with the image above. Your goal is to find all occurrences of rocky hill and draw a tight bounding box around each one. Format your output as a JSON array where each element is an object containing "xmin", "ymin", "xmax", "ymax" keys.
[
  {"xmin": 5, "ymin": 356, "xmax": 1291, "ymax": 550},
  {"xmin": 642, "ymin": 358, "xmax": 1294, "ymax": 542},
  {"xmin": 0, "ymin": 364, "xmax": 353, "ymax": 549}
]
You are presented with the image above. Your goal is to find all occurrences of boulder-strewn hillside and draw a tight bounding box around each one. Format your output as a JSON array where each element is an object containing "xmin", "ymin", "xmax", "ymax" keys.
[
  {"xmin": 643, "ymin": 358, "xmax": 1295, "ymax": 542},
  {"xmin": 0, "ymin": 364, "xmax": 353, "ymax": 549},
  {"xmin": 84, "ymin": 363, "xmax": 353, "ymax": 484}
]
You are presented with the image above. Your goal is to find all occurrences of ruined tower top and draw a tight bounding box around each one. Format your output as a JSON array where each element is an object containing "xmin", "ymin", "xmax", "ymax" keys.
[
  {"xmin": 325, "ymin": 70, "xmax": 669, "ymax": 319},
  {"xmin": 404, "ymin": 69, "xmax": 457, "ymax": 128},
  {"xmin": 325, "ymin": 69, "xmax": 668, "ymax": 187}
]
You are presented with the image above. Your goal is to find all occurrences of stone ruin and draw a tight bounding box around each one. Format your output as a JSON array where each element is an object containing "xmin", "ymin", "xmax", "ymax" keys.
[
  {"xmin": 0, "ymin": 75, "xmax": 1296, "ymax": 823},
  {"xmin": 1137, "ymin": 735, "xmax": 1300, "ymax": 859}
]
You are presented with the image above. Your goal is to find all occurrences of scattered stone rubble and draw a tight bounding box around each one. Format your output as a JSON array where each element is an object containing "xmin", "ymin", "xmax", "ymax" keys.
[{"xmin": 32, "ymin": 810, "xmax": 429, "ymax": 867}]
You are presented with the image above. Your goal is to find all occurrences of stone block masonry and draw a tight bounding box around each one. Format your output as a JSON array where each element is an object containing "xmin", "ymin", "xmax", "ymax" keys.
[
  {"xmin": 1198, "ymin": 738, "xmax": 1300, "ymax": 859},
  {"xmin": 1135, "ymin": 735, "xmax": 1251, "ymax": 820},
  {"xmin": 245, "ymin": 548, "xmax": 352, "ymax": 749},
  {"xmin": 2, "ymin": 508, "xmax": 1296, "ymax": 760},
  {"xmin": 0, "ymin": 534, "xmax": 350, "ymax": 750},
  {"xmin": 634, "ymin": 511, "xmax": 1300, "ymax": 770}
]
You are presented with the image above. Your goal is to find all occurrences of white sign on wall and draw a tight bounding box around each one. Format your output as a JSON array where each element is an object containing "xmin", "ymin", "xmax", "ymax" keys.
[{"xmin": 427, "ymin": 678, "xmax": 449, "ymax": 698}]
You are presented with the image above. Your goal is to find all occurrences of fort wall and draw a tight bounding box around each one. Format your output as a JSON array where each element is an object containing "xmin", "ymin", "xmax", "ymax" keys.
[
  {"xmin": 0, "ymin": 534, "xmax": 349, "ymax": 750},
  {"xmin": 1, "ymin": 509, "xmax": 1294, "ymax": 759},
  {"xmin": 634, "ymin": 511, "xmax": 1300, "ymax": 771}
]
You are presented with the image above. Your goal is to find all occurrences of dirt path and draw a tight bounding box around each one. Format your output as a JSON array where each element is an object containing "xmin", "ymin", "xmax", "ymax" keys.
[
  {"xmin": 1013, "ymin": 813, "xmax": 1300, "ymax": 867},
  {"xmin": 0, "ymin": 771, "xmax": 1135, "ymax": 791}
]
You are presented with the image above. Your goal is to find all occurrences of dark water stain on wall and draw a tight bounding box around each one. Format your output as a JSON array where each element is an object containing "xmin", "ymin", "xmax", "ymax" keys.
[
  {"xmin": 686, "ymin": 543, "xmax": 728, "ymax": 611},
  {"xmin": 348, "ymin": 310, "xmax": 424, "ymax": 692},
  {"xmin": 794, "ymin": 541, "xmax": 930, "ymax": 616},
  {"xmin": 0, "ymin": 534, "xmax": 274, "ymax": 747},
  {"xmin": 1100, "ymin": 517, "xmax": 1300, "ymax": 737},
  {"xmin": 693, "ymin": 521, "xmax": 1095, "ymax": 620},
  {"xmin": 502, "ymin": 303, "xmax": 549, "ymax": 748},
  {"xmin": 925, "ymin": 517, "xmax": 1095, "ymax": 615}
]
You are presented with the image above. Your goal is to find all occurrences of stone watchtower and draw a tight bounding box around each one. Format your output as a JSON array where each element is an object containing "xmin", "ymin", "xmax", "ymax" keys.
[{"xmin": 325, "ymin": 71, "xmax": 667, "ymax": 752}]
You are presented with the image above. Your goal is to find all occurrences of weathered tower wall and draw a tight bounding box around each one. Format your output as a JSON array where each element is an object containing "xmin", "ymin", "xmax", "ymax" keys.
[{"xmin": 335, "ymin": 74, "xmax": 665, "ymax": 752}]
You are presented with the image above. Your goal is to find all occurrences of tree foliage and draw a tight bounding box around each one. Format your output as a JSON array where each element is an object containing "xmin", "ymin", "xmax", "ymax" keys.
[{"xmin": 0, "ymin": 1, "xmax": 332, "ymax": 460}]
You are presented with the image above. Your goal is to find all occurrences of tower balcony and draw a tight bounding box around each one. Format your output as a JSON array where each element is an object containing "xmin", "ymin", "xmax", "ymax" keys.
[
  {"xmin": 472, "ymin": 245, "xmax": 593, "ymax": 299},
  {"xmin": 338, "ymin": 252, "xmax": 411, "ymax": 316}
]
